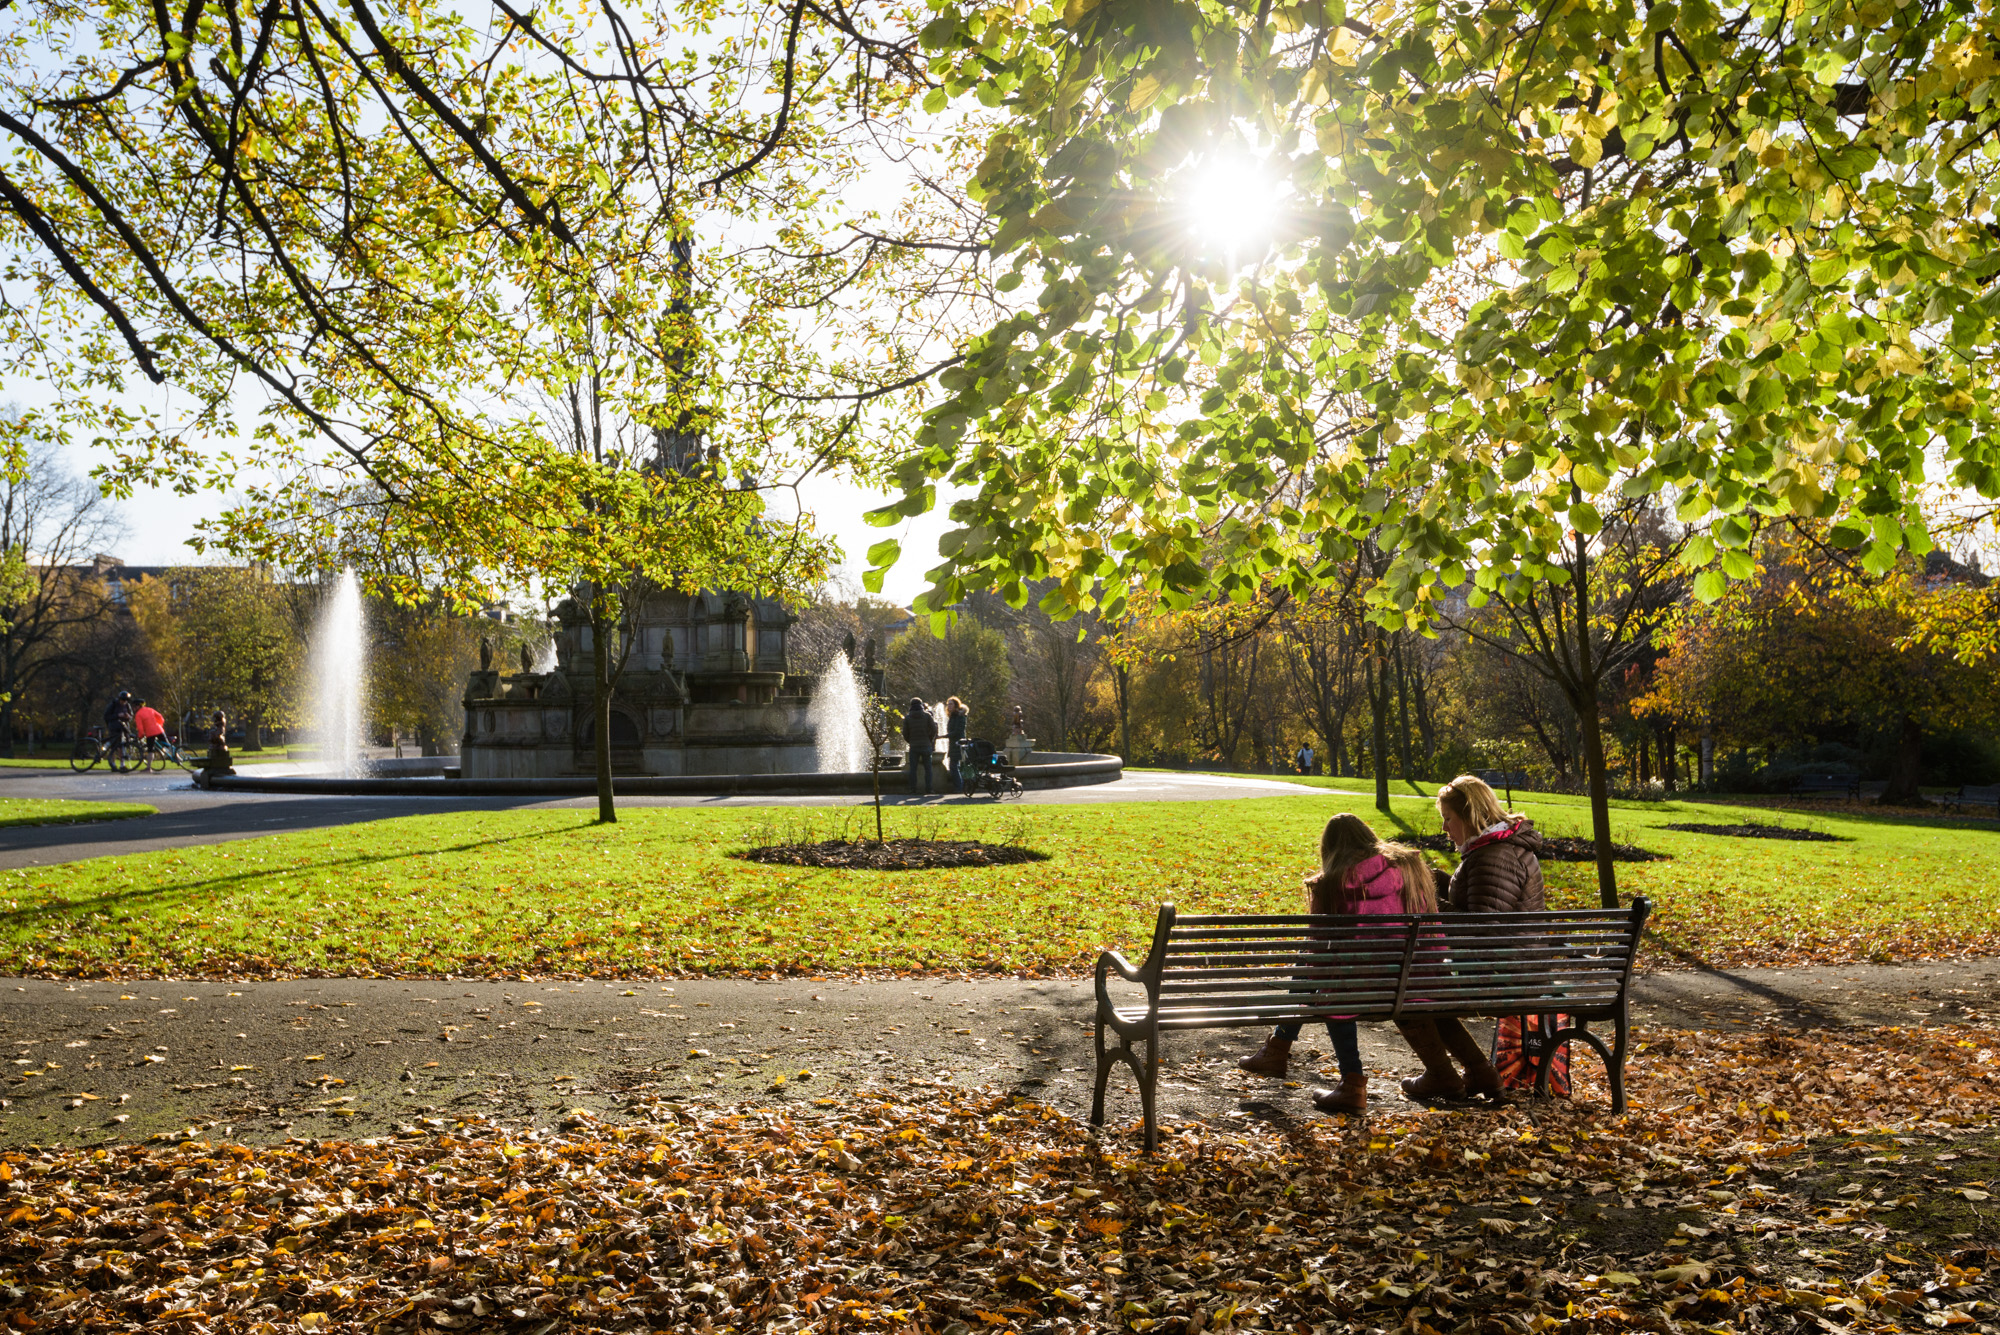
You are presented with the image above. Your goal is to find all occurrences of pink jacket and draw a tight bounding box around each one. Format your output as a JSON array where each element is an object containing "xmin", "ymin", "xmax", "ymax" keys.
[
  {"xmin": 1307, "ymin": 854, "xmax": 1437, "ymax": 1014},
  {"xmin": 1307, "ymin": 853, "xmax": 1408, "ymax": 917}
]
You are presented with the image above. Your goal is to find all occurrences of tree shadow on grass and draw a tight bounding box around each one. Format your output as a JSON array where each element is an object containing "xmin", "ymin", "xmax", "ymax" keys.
[{"xmin": 0, "ymin": 816, "xmax": 608, "ymax": 930}]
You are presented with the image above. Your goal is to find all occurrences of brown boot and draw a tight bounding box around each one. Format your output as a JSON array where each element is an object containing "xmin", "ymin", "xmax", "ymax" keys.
[
  {"xmin": 1312, "ymin": 1074, "xmax": 1368, "ymax": 1115},
  {"xmin": 1437, "ymin": 1018, "xmax": 1505, "ymax": 1100},
  {"xmin": 1237, "ymin": 1035, "xmax": 1292, "ymax": 1077},
  {"xmin": 1395, "ymin": 1020, "xmax": 1466, "ymax": 1102}
]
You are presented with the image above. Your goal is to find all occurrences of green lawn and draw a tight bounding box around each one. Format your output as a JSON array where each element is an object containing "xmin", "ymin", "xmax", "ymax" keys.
[
  {"xmin": 0, "ymin": 798, "xmax": 157, "ymax": 828},
  {"xmin": 0, "ymin": 789, "xmax": 1992, "ymax": 978}
]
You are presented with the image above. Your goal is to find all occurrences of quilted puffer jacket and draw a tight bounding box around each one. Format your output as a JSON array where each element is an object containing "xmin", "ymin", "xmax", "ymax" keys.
[{"xmin": 1448, "ymin": 817, "xmax": 1546, "ymax": 914}]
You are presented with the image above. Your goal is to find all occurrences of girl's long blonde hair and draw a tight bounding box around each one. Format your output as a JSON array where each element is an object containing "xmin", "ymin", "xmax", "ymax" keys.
[{"xmin": 1316, "ymin": 813, "xmax": 1438, "ymax": 915}]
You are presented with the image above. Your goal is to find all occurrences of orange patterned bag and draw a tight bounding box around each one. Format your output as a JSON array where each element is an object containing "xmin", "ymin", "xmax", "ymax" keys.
[{"xmin": 1492, "ymin": 1014, "xmax": 1572, "ymax": 1097}]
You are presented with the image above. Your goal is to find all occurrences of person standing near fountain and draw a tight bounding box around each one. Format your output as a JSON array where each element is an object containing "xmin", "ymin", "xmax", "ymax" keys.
[
  {"xmin": 944, "ymin": 696, "xmax": 969, "ymax": 792},
  {"xmin": 901, "ymin": 697, "xmax": 938, "ymax": 795}
]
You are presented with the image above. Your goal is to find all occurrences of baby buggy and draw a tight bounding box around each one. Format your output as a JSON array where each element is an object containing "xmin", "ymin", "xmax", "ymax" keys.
[{"xmin": 958, "ymin": 738, "xmax": 1023, "ymax": 798}]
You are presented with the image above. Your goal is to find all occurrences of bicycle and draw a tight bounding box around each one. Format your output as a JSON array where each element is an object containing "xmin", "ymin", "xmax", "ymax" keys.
[
  {"xmin": 139, "ymin": 733, "xmax": 188, "ymax": 773},
  {"xmin": 69, "ymin": 728, "xmax": 136, "ymax": 774}
]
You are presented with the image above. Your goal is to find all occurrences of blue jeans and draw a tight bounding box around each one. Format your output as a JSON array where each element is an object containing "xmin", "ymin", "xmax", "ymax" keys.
[
  {"xmin": 1274, "ymin": 1019, "xmax": 1363, "ymax": 1077},
  {"xmin": 907, "ymin": 750, "xmax": 934, "ymax": 794}
]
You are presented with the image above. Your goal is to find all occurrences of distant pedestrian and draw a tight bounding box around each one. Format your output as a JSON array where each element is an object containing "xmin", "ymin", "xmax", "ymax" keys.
[
  {"xmin": 133, "ymin": 699, "xmax": 166, "ymax": 752},
  {"xmin": 1296, "ymin": 741, "xmax": 1316, "ymax": 775},
  {"xmin": 944, "ymin": 696, "xmax": 969, "ymax": 792},
  {"xmin": 902, "ymin": 697, "xmax": 938, "ymax": 795}
]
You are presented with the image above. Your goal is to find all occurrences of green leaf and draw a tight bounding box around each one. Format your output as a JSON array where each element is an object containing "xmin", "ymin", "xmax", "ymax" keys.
[
  {"xmin": 866, "ymin": 538, "xmax": 901, "ymax": 568},
  {"xmin": 1807, "ymin": 254, "xmax": 1847, "ymax": 286},
  {"xmin": 861, "ymin": 567, "xmax": 886, "ymax": 594},
  {"xmin": 1501, "ymin": 451, "xmax": 1535, "ymax": 483},
  {"xmin": 1568, "ymin": 501, "xmax": 1601, "ymax": 535},
  {"xmin": 863, "ymin": 505, "xmax": 904, "ymax": 528},
  {"xmin": 1693, "ymin": 570, "xmax": 1727, "ymax": 603}
]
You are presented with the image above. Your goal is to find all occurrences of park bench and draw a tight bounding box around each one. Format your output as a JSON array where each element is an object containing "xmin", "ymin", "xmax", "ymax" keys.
[
  {"xmin": 1789, "ymin": 774, "xmax": 1861, "ymax": 799},
  {"xmin": 1091, "ymin": 899, "xmax": 1652, "ymax": 1151},
  {"xmin": 1943, "ymin": 784, "xmax": 2000, "ymax": 817}
]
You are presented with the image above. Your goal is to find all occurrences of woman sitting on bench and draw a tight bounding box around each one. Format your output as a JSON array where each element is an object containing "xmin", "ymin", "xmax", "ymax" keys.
[
  {"xmin": 1394, "ymin": 774, "xmax": 1546, "ymax": 1102},
  {"xmin": 1236, "ymin": 813, "xmax": 1436, "ymax": 1115}
]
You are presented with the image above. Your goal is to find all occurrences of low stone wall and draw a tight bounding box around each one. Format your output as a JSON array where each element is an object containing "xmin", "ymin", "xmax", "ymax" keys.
[{"xmin": 206, "ymin": 752, "xmax": 1123, "ymax": 798}]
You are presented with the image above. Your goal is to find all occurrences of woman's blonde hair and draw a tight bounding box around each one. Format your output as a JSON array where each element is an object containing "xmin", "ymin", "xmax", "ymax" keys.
[
  {"xmin": 1437, "ymin": 774, "xmax": 1512, "ymax": 831},
  {"xmin": 1317, "ymin": 813, "xmax": 1438, "ymax": 915}
]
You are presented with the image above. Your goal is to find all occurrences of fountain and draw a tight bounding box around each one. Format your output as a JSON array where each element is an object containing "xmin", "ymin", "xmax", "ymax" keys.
[
  {"xmin": 809, "ymin": 649, "xmax": 870, "ymax": 773},
  {"xmin": 206, "ymin": 579, "xmax": 1123, "ymax": 794},
  {"xmin": 310, "ymin": 567, "xmax": 368, "ymax": 777}
]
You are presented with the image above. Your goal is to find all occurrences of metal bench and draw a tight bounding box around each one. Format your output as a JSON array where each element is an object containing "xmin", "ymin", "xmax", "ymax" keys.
[
  {"xmin": 1943, "ymin": 784, "xmax": 2000, "ymax": 816},
  {"xmin": 1091, "ymin": 899, "xmax": 1652, "ymax": 1150},
  {"xmin": 1789, "ymin": 774, "xmax": 1861, "ymax": 799}
]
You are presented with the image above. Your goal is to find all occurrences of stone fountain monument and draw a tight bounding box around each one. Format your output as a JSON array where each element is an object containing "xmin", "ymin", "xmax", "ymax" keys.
[{"xmin": 459, "ymin": 590, "xmax": 887, "ymax": 779}]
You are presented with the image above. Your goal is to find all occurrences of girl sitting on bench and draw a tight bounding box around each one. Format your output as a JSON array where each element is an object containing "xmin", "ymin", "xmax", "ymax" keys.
[{"xmin": 1236, "ymin": 813, "xmax": 1436, "ymax": 1115}]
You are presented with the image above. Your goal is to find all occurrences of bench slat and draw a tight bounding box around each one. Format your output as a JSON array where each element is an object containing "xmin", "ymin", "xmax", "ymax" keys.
[
  {"xmin": 1172, "ymin": 909, "xmax": 1638, "ymax": 925},
  {"xmin": 1162, "ymin": 931, "xmax": 1636, "ymax": 953}
]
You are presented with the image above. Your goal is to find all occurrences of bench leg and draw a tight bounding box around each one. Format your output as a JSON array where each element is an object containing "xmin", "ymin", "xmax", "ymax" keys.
[
  {"xmin": 1091, "ymin": 1013, "xmax": 1163, "ymax": 1151},
  {"xmin": 1609, "ymin": 998, "xmax": 1630, "ymax": 1115},
  {"xmin": 1141, "ymin": 1033, "xmax": 1160, "ymax": 1154},
  {"xmin": 1531, "ymin": 1017, "xmax": 1554, "ymax": 1098},
  {"xmin": 1090, "ymin": 1014, "xmax": 1113, "ymax": 1127}
]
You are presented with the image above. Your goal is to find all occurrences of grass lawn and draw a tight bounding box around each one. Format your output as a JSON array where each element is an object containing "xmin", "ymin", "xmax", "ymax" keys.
[
  {"xmin": 0, "ymin": 788, "xmax": 1993, "ymax": 979},
  {"xmin": 0, "ymin": 798, "xmax": 157, "ymax": 828}
]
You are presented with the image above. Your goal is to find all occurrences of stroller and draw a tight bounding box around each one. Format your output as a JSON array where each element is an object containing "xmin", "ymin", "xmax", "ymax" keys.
[{"xmin": 957, "ymin": 738, "xmax": 1023, "ymax": 798}]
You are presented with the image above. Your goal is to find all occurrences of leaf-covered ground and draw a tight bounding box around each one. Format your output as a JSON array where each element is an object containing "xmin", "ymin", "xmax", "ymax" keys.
[
  {"xmin": 0, "ymin": 798, "xmax": 157, "ymax": 829},
  {"xmin": 3, "ymin": 1024, "xmax": 1996, "ymax": 1333},
  {"xmin": 0, "ymin": 794, "xmax": 1994, "ymax": 979}
]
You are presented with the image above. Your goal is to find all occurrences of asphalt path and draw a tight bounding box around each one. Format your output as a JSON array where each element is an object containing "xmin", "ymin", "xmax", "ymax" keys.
[
  {"xmin": 3, "ymin": 958, "xmax": 1994, "ymax": 1151},
  {"xmin": 0, "ymin": 764, "xmax": 1320, "ymax": 870}
]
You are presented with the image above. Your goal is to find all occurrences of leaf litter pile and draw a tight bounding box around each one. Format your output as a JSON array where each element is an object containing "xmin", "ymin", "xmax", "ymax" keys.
[
  {"xmin": 1409, "ymin": 834, "xmax": 1669, "ymax": 863},
  {"xmin": 6, "ymin": 1026, "xmax": 1998, "ymax": 1333},
  {"xmin": 1660, "ymin": 823, "xmax": 1847, "ymax": 843},
  {"xmin": 733, "ymin": 840, "xmax": 1050, "ymax": 872}
]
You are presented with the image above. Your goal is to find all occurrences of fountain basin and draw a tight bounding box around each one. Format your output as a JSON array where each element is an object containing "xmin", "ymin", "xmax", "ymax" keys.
[{"xmin": 204, "ymin": 751, "xmax": 1122, "ymax": 797}]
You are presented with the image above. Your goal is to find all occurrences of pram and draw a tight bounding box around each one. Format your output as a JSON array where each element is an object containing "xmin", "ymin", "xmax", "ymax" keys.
[{"xmin": 957, "ymin": 738, "xmax": 1023, "ymax": 798}]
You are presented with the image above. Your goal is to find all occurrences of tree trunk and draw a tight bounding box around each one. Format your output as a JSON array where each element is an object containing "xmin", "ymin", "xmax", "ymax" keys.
[
  {"xmin": 1366, "ymin": 630, "xmax": 1390, "ymax": 814},
  {"xmin": 1410, "ymin": 650, "xmax": 1437, "ymax": 773},
  {"xmin": 591, "ymin": 599, "xmax": 617, "ymax": 824},
  {"xmin": 1699, "ymin": 732, "xmax": 1714, "ymax": 786},
  {"xmin": 1113, "ymin": 661, "xmax": 1131, "ymax": 762},
  {"xmin": 1637, "ymin": 735, "xmax": 1650, "ymax": 786},
  {"xmin": 1879, "ymin": 712, "xmax": 1927, "ymax": 806},
  {"xmin": 1570, "ymin": 525, "xmax": 1619, "ymax": 910},
  {"xmin": 0, "ymin": 696, "xmax": 13, "ymax": 758},
  {"xmin": 1392, "ymin": 633, "xmax": 1415, "ymax": 781}
]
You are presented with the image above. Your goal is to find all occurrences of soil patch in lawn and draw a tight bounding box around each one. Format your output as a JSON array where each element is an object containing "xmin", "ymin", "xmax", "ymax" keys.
[
  {"xmin": 733, "ymin": 837, "xmax": 1049, "ymax": 870},
  {"xmin": 1661, "ymin": 821, "xmax": 1848, "ymax": 842},
  {"xmin": 1412, "ymin": 831, "xmax": 1669, "ymax": 862}
]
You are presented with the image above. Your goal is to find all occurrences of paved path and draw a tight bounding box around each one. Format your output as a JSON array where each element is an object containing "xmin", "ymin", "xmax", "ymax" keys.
[
  {"xmin": 3, "ymin": 957, "xmax": 1993, "ymax": 1150},
  {"xmin": 0, "ymin": 765, "xmax": 1319, "ymax": 870}
]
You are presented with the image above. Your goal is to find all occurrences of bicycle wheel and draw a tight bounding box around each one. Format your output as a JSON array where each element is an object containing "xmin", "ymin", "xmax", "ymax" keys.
[
  {"xmin": 69, "ymin": 738, "xmax": 101, "ymax": 773},
  {"xmin": 107, "ymin": 743, "xmax": 133, "ymax": 774}
]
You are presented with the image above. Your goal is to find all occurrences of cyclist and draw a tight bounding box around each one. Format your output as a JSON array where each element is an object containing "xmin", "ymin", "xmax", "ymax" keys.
[
  {"xmin": 133, "ymin": 698, "xmax": 167, "ymax": 760},
  {"xmin": 102, "ymin": 691, "xmax": 135, "ymax": 747}
]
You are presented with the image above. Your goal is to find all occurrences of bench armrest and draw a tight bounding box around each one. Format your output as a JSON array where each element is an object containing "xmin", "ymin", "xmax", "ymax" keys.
[{"xmin": 1097, "ymin": 950, "xmax": 1147, "ymax": 985}]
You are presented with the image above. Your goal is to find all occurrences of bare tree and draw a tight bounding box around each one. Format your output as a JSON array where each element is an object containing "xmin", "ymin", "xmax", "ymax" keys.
[
  {"xmin": 0, "ymin": 434, "xmax": 126, "ymax": 754},
  {"xmin": 1445, "ymin": 498, "xmax": 1691, "ymax": 907}
]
